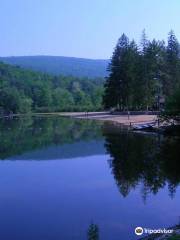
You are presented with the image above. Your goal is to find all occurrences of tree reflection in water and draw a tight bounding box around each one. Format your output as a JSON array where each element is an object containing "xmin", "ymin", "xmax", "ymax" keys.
[
  {"xmin": 1, "ymin": 116, "xmax": 179, "ymax": 201},
  {"xmin": 0, "ymin": 116, "xmax": 103, "ymax": 160},
  {"xmin": 103, "ymin": 124, "xmax": 180, "ymax": 201}
]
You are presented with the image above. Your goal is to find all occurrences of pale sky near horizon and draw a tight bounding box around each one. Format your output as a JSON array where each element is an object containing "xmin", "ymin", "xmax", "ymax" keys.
[{"xmin": 0, "ymin": 0, "xmax": 180, "ymax": 59}]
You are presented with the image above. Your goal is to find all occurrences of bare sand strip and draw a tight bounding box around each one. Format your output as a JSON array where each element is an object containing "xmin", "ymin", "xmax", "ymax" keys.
[
  {"xmin": 3, "ymin": 112, "xmax": 157, "ymax": 126},
  {"xmin": 59, "ymin": 112, "xmax": 157, "ymax": 126}
]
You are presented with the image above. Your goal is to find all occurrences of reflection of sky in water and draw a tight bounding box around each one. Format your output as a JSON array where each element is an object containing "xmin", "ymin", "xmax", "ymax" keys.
[
  {"xmin": 0, "ymin": 155, "xmax": 179, "ymax": 240},
  {"xmin": 7, "ymin": 140, "xmax": 105, "ymax": 160}
]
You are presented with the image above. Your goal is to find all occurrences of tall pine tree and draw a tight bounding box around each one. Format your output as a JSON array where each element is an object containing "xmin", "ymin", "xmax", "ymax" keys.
[
  {"xmin": 165, "ymin": 30, "xmax": 180, "ymax": 96},
  {"xmin": 103, "ymin": 30, "xmax": 180, "ymax": 111},
  {"xmin": 103, "ymin": 34, "xmax": 131, "ymax": 110}
]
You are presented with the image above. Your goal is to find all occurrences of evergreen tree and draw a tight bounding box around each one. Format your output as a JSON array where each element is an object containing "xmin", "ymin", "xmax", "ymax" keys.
[
  {"xmin": 103, "ymin": 34, "xmax": 130, "ymax": 109},
  {"xmin": 139, "ymin": 30, "xmax": 151, "ymax": 110},
  {"xmin": 103, "ymin": 30, "xmax": 180, "ymax": 112},
  {"xmin": 165, "ymin": 30, "xmax": 180, "ymax": 96},
  {"xmin": 144, "ymin": 39, "xmax": 166, "ymax": 109},
  {"xmin": 125, "ymin": 40, "xmax": 139, "ymax": 109},
  {"xmin": 140, "ymin": 29, "xmax": 149, "ymax": 54},
  {"xmin": 164, "ymin": 86, "xmax": 180, "ymax": 117}
]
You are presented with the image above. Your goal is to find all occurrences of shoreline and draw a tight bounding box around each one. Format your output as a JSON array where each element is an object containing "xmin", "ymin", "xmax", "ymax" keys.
[
  {"xmin": 0, "ymin": 111, "xmax": 157, "ymax": 126},
  {"xmin": 58, "ymin": 112, "xmax": 157, "ymax": 126}
]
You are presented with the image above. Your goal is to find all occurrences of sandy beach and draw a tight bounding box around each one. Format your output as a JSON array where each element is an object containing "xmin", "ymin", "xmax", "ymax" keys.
[{"xmin": 59, "ymin": 112, "xmax": 157, "ymax": 126}]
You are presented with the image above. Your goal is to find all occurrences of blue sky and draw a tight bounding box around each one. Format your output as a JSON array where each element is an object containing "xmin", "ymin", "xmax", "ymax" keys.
[{"xmin": 0, "ymin": 0, "xmax": 180, "ymax": 59}]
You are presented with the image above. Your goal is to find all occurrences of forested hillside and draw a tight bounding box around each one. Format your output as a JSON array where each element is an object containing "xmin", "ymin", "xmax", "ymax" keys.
[
  {"xmin": 0, "ymin": 62, "xmax": 104, "ymax": 114},
  {"xmin": 103, "ymin": 30, "xmax": 180, "ymax": 112},
  {"xmin": 0, "ymin": 56, "xmax": 108, "ymax": 78},
  {"xmin": 1, "ymin": 31, "xmax": 180, "ymax": 115}
]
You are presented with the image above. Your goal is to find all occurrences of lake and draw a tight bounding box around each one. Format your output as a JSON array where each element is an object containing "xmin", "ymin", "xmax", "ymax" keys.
[{"xmin": 0, "ymin": 116, "xmax": 179, "ymax": 240}]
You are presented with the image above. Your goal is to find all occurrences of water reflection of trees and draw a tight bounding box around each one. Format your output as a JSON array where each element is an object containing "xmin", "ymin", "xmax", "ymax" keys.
[
  {"xmin": 0, "ymin": 116, "xmax": 102, "ymax": 159},
  {"xmin": 103, "ymin": 124, "xmax": 180, "ymax": 200}
]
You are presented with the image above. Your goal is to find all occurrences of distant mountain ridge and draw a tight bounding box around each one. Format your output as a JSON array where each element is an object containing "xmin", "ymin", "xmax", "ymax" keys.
[{"xmin": 0, "ymin": 56, "xmax": 109, "ymax": 78}]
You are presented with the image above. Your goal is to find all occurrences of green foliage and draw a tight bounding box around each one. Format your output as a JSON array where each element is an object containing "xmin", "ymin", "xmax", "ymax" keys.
[
  {"xmin": 103, "ymin": 30, "xmax": 180, "ymax": 111},
  {"xmin": 0, "ymin": 62, "xmax": 104, "ymax": 114},
  {"xmin": 53, "ymin": 88, "xmax": 74, "ymax": 111},
  {"xmin": 165, "ymin": 30, "xmax": 180, "ymax": 96},
  {"xmin": 0, "ymin": 86, "xmax": 32, "ymax": 113},
  {"xmin": 164, "ymin": 86, "xmax": 180, "ymax": 117}
]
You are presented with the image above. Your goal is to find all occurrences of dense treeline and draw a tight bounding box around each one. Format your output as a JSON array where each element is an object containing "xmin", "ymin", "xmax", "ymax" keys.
[
  {"xmin": 1, "ymin": 30, "xmax": 180, "ymax": 115},
  {"xmin": 103, "ymin": 30, "xmax": 180, "ymax": 112},
  {"xmin": 0, "ymin": 62, "xmax": 104, "ymax": 114}
]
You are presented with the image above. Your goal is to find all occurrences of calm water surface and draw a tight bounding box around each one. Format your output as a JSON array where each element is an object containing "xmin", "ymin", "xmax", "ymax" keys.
[{"xmin": 0, "ymin": 116, "xmax": 179, "ymax": 240}]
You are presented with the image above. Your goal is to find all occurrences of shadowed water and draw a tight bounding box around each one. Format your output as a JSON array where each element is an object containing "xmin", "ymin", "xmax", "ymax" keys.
[{"xmin": 0, "ymin": 116, "xmax": 179, "ymax": 240}]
